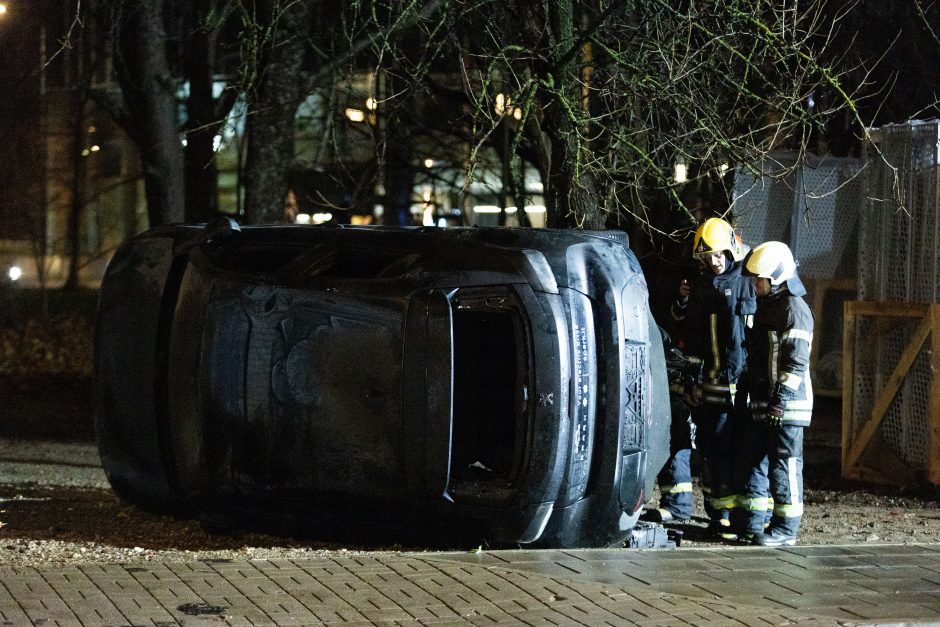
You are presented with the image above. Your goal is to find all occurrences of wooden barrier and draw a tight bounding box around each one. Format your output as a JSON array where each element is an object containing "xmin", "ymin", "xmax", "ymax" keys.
[
  {"xmin": 805, "ymin": 278, "xmax": 855, "ymax": 399},
  {"xmin": 842, "ymin": 301, "xmax": 940, "ymax": 484}
]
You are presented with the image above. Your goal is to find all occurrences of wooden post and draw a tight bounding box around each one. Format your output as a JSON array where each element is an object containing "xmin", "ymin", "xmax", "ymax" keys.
[
  {"xmin": 841, "ymin": 301, "xmax": 855, "ymax": 478},
  {"xmin": 931, "ymin": 305, "xmax": 940, "ymax": 484},
  {"xmin": 808, "ymin": 278, "xmax": 856, "ymax": 398}
]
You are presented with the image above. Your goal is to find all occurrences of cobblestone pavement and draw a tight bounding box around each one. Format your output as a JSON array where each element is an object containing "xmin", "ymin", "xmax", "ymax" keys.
[{"xmin": 1, "ymin": 544, "xmax": 940, "ymax": 625}]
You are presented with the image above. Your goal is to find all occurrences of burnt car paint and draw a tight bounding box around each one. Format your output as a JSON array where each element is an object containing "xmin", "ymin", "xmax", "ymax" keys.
[{"xmin": 95, "ymin": 223, "xmax": 669, "ymax": 547}]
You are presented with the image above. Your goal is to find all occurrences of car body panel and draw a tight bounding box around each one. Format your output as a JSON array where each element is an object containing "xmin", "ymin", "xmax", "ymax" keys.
[{"xmin": 95, "ymin": 223, "xmax": 669, "ymax": 547}]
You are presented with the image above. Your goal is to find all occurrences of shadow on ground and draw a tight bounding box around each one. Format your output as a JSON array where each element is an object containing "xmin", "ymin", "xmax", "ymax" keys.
[{"xmin": 0, "ymin": 375, "xmax": 94, "ymax": 441}]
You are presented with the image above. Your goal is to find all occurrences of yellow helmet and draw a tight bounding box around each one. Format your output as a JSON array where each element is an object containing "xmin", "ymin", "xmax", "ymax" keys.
[
  {"xmin": 742, "ymin": 241, "xmax": 796, "ymax": 285},
  {"xmin": 692, "ymin": 217, "xmax": 745, "ymax": 261}
]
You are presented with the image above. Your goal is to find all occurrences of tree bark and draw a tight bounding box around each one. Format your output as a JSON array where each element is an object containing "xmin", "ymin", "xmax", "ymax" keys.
[
  {"xmin": 183, "ymin": 24, "xmax": 220, "ymax": 224},
  {"xmin": 64, "ymin": 88, "xmax": 86, "ymax": 291},
  {"xmin": 242, "ymin": 1, "xmax": 310, "ymax": 225},
  {"xmin": 110, "ymin": 0, "xmax": 185, "ymax": 226},
  {"xmin": 511, "ymin": 0, "xmax": 601, "ymax": 229},
  {"xmin": 381, "ymin": 70, "xmax": 416, "ymax": 226},
  {"xmin": 181, "ymin": 1, "xmax": 239, "ymax": 223}
]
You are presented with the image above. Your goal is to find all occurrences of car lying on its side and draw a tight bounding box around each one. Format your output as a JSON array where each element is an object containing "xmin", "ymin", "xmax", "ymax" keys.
[{"xmin": 95, "ymin": 220, "xmax": 669, "ymax": 547}]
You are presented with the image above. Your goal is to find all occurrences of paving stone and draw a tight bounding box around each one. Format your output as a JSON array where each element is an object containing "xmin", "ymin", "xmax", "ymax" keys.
[
  {"xmin": 690, "ymin": 579, "xmax": 802, "ymax": 599},
  {"xmin": 694, "ymin": 555, "xmax": 785, "ymax": 572},
  {"xmin": 853, "ymin": 545, "xmax": 932, "ymax": 555},
  {"xmin": 767, "ymin": 563, "xmax": 878, "ymax": 581},
  {"xmin": 607, "ymin": 564, "xmax": 725, "ymax": 586},
  {"xmin": 844, "ymin": 600, "xmax": 940, "ymax": 621},
  {"xmin": 855, "ymin": 554, "xmax": 940, "ymax": 568},
  {"xmin": 765, "ymin": 590, "xmax": 879, "ymax": 610},
  {"xmin": 781, "ymin": 545, "xmax": 877, "ymax": 557},
  {"xmin": 766, "ymin": 574, "xmax": 871, "ymax": 595},
  {"xmin": 851, "ymin": 576, "xmax": 940, "ymax": 594},
  {"xmin": 0, "ymin": 545, "xmax": 938, "ymax": 624},
  {"xmin": 776, "ymin": 554, "xmax": 884, "ymax": 569},
  {"xmin": 642, "ymin": 582, "xmax": 712, "ymax": 597}
]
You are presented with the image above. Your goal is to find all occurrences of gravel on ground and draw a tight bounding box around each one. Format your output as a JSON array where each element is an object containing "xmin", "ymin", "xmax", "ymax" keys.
[{"xmin": 1, "ymin": 438, "xmax": 938, "ymax": 567}]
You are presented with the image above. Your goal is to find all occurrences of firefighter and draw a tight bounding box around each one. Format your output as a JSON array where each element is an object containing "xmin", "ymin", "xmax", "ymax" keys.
[
  {"xmin": 681, "ymin": 217, "xmax": 755, "ymax": 539},
  {"xmin": 642, "ymin": 279, "xmax": 697, "ymax": 523},
  {"xmin": 736, "ymin": 241, "xmax": 814, "ymax": 547}
]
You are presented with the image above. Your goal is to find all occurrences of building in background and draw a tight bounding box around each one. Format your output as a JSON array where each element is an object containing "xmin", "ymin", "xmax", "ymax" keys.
[
  {"xmin": 0, "ymin": 7, "xmax": 545, "ymax": 288},
  {"xmin": 0, "ymin": 0, "xmax": 145, "ymax": 288}
]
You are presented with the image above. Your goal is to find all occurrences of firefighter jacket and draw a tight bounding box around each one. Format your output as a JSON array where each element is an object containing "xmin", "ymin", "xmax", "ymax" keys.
[
  {"xmin": 745, "ymin": 284, "xmax": 814, "ymax": 427},
  {"xmin": 684, "ymin": 262, "xmax": 757, "ymax": 406}
]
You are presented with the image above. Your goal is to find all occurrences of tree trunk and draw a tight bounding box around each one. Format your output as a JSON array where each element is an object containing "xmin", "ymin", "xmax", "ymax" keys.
[
  {"xmin": 382, "ymin": 147, "xmax": 415, "ymax": 226},
  {"xmin": 543, "ymin": 120, "xmax": 600, "ymax": 229},
  {"xmin": 184, "ymin": 127, "xmax": 219, "ymax": 223},
  {"xmin": 111, "ymin": 0, "xmax": 185, "ymax": 226},
  {"xmin": 502, "ymin": 0, "xmax": 601, "ymax": 230},
  {"xmin": 64, "ymin": 90, "xmax": 86, "ymax": 291},
  {"xmin": 381, "ymin": 77, "xmax": 416, "ymax": 226},
  {"xmin": 243, "ymin": 106, "xmax": 296, "ymax": 224},
  {"xmin": 64, "ymin": 11, "xmax": 89, "ymax": 291},
  {"xmin": 182, "ymin": 3, "xmax": 227, "ymax": 223},
  {"xmin": 242, "ymin": 1, "xmax": 310, "ymax": 225},
  {"xmin": 543, "ymin": 0, "xmax": 602, "ymax": 229}
]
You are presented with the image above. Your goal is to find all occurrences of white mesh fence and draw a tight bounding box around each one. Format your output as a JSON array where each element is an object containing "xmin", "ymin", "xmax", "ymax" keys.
[
  {"xmin": 731, "ymin": 162, "xmax": 796, "ymax": 248},
  {"xmin": 859, "ymin": 122, "xmax": 940, "ymax": 302},
  {"xmin": 855, "ymin": 121, "xmax": 940, "ymax": 473},
  {"xmin": 731, "ymin": 154, "xmax": 862, "ymax": 280},
  {"xmin": 732, "ymin": 154, "xmax": 862, "ymax": 394}
]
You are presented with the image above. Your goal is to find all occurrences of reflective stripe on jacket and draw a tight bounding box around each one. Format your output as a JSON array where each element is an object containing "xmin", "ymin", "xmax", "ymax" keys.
[{"xmin": 746, "ymin": 287, "xmax": 814, "ymax": 426}]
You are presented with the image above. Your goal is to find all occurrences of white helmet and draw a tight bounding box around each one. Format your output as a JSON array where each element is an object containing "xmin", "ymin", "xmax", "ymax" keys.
[
  {"xmin": 743, "ymin": 241, "xmax": 806, "ymax": 295},
  {"xmin": 743, "ymin": 241, "xmax": 795, "ymax": 285}
]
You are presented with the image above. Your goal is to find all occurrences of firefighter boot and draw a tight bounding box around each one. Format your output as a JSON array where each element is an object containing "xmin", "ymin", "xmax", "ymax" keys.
[
  {"xmin": 708, "ymin": 511, "xmax": 738, "ymax": 541},
  {"xmin": 757, "ymin": 526, "xmax": 797, "ymax": 547},
  {"xmin": 757, "ymin": 516, "xmax": 799, "ymax": 547}
]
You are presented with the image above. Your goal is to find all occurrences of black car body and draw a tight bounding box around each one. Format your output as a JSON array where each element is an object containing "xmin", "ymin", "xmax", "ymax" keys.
[{"xmin": 95, "ymin": 222, "xmax": 669, "ymax": 547}]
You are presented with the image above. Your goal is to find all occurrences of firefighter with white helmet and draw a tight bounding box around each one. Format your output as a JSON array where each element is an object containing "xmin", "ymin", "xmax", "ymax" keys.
[
  {"xmin": 736, "ymin": 241, "xmax": 814, "ymax": 546},
  {"xmin": 644, "ymin": 216, "xmax": 756, "ymax": 539}
]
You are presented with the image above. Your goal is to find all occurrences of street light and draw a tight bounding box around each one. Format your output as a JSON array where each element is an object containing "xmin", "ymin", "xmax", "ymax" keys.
[
  {"xmin": 494, "ymin": 93, "xmax": 523, "ymax": 120},
  {"xmin": 673, "ymin": 160, "xmax": 688, "ymax": 183},
  {"xmin": 0, "ymin": 4, "xmax": 8, "ymax": 17}
]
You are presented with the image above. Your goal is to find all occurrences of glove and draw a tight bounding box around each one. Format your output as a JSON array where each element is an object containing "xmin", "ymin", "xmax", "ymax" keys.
[
  {"xmin": 682, "ymin": 383, "xmax": 702, "ymax": 408},
  {"xmin": 766, "ymin": 403, "xmax": 784, "ymax": 427},
  {"xmin": 677, "ymin": 279, "xmax": 690, "ymax": 302}
]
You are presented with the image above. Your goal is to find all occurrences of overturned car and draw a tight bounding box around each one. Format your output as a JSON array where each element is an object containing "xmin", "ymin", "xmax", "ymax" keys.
[{"xmin": 95, "ymin": 221, "xmax": 669, "ymax": 548}]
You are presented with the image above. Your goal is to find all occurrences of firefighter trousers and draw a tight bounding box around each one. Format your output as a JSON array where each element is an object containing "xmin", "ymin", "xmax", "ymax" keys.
[
  {"xmin": 734, "ymin": 420, "xmax": 804, "ymax": 538},
  {"xmin": 656, "ymin": 396, "xmax": 695, "ymax": 519},
  {"xmin": 695, "ymin": 405, "xmax": 738, "ymax": 522}
]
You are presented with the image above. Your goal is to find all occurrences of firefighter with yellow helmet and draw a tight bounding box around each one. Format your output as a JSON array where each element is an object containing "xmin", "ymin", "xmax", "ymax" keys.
[
  {"xmin": 643, "ymin": 216, "xmax": 755, "ymax": 538},
  {"xmin": 736, "ymin": 241, "xmax": 814, "ymax": 546}
]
